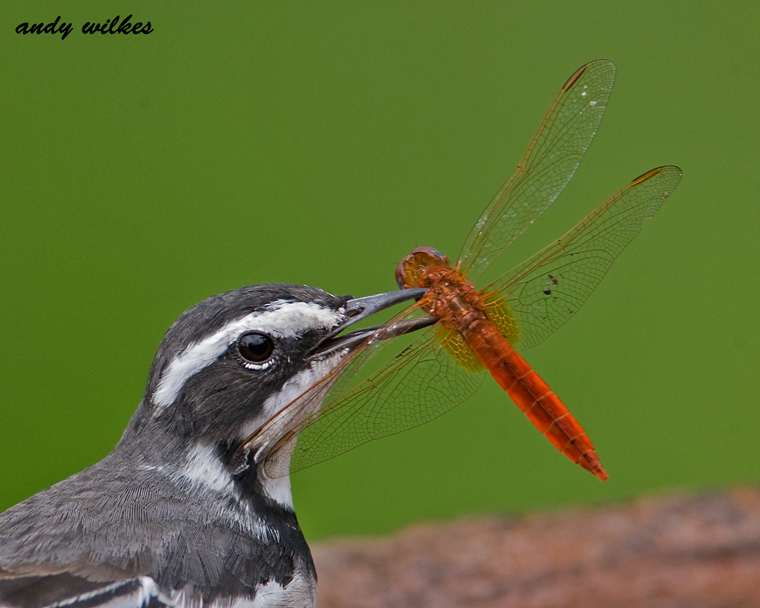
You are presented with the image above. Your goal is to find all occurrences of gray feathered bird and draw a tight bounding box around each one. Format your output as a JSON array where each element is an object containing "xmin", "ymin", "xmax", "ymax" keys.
[{"xmin": 0, "ymin": 283, "xmax": 427, "ymax": 608}]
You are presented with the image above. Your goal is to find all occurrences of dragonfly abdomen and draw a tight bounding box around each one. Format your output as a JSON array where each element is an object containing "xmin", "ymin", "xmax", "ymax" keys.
[{"xmin": 462, "ymin": 319, "xmax": 608, "ymax": 481}]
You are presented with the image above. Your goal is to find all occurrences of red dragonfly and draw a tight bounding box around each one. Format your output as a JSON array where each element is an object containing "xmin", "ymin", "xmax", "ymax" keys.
[{"xmin": 236, "ymin": 60, "xmax": 681, "ymax": 481}]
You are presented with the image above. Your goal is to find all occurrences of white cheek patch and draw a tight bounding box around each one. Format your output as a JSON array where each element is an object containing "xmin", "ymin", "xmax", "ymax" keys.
[
  {"xmin": 234, "ymin": 350, "xmax": 348, "ymax": 443},
  {"xmin": 263, "ymin": 353, "xmax": 346, "ymax": 421},
  {"xmin": 241, "ymin": 352, "xmax": 347, "ymax": 510},
  {"xmin": 153, "ymin": 300, "xmax": 344, "ymax": 409}
]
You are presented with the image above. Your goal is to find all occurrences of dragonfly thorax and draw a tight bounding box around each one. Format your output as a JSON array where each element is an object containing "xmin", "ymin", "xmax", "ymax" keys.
[{"xmin": 396, "ymin": 246, "xmax": 489, "ymax": 334}]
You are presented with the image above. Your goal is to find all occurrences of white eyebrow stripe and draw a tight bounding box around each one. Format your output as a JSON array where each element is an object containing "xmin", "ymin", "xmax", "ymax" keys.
[{"xmin": 153, "ymin": 300, "xmax": 343, "ymax": 408}]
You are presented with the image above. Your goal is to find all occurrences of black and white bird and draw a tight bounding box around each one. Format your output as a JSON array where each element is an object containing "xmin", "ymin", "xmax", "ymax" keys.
[{"xmin": 0, "ymin": 283, "xmax": 428, "ymax": 608}]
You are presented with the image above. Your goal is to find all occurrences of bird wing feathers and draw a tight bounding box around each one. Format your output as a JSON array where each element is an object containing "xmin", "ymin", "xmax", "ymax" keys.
[{"xmin": 0, "ymin": 573, "xmax": 168, "ymax": 608}]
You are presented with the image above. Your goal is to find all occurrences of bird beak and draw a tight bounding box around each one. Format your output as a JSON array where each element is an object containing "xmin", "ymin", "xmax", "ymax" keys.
[{"xmin": 311, "ymin": 288, "xmax": 434, "ymax": 359}]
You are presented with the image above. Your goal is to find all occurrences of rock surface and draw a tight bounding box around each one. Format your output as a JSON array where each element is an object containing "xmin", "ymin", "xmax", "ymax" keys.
[{"xmin": 313, "ymin": 488, "xmax": 760, "ymax": 608}]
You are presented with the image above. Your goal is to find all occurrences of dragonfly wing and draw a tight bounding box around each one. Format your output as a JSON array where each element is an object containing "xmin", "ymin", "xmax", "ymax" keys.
[
  {"xmin": 486, "ymin": 165, "xmax": 682, "ymax": 350},
  {"xmin": 458, "ymin": 59, "xmax": 616, "ymax": 282},
  {"xmin": 258, "ymin": 322, "xmax": 485, "ymax": 478}
]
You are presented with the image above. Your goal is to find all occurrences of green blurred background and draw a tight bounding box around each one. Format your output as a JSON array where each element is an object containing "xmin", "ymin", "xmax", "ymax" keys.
[{"xmin": 1, "ymin": 1, "xmax": 758, "ymax": 541}]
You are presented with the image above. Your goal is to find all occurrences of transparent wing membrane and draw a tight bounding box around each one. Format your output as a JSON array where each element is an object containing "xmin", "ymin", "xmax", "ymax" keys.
[
  {"xmin": 261, "ymin": 323, "xmax": 484, "ymax": 478},
  {"xmin": 489, "ymin": 166, "xmax": 682, "ymax": 350},
  {"xmin": 458, "ymin": 60, "xmax": 616, "ymax": 282}
]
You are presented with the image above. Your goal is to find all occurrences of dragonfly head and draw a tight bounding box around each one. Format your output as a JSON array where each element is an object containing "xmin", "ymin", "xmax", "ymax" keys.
[{"xmin": 395, "ymin": 246, "xmax": 450, "ymax": 289}]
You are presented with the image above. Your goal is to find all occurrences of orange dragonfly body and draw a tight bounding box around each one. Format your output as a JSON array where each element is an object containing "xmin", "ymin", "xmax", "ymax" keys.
[
  {"xmin": 395, "ymin": 245, "xmax": 608, "ymax": 479},
  {"xmin": 239, "ymin": 60, "xmax": 681, "ymax": 481}
]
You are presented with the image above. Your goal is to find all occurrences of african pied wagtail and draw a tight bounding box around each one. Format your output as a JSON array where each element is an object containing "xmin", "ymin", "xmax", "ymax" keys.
[{"xmin": 0, "ymin": 284, "xmax": 429, "ymax": 608}]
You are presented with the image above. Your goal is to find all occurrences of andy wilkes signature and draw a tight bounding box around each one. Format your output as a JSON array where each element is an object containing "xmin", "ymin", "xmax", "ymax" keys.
[{"xmin": 16, "ymin": 15, "xmax": 153, "ymax": 41}]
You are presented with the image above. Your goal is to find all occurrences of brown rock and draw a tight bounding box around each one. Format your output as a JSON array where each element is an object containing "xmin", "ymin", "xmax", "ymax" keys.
[{"xmin": 313, "ymin": 488, "xmax": 760, "ymax": 607}]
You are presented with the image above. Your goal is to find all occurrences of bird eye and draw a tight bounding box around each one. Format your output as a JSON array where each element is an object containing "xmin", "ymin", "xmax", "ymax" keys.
[{"xmin": 237, "ymin": 332, "xmax": 275, "ymax": 364}]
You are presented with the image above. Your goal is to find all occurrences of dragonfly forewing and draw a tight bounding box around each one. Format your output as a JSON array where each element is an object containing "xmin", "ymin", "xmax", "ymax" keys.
[{"xmin": 458, "ymin": 59, "xmax": 616, "ymax": 283}]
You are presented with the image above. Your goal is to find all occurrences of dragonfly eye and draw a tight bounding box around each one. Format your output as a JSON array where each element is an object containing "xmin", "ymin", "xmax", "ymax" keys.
[
  {"xmin": 395, "ymin": 246, "xmax": 450, "ymax": 288},
  {"xmin": 395, "ymin": 256, "xmax": 412, "ymax": 288}
]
